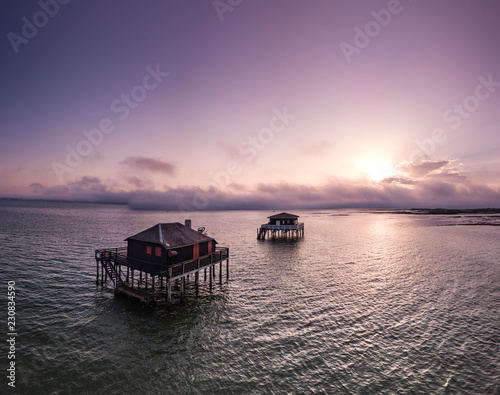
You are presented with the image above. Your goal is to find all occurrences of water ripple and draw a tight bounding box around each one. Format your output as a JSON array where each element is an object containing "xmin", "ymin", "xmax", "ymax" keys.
[{"xmin": 0, "ymin": 202, "xmax": 498, "ymax": 394}]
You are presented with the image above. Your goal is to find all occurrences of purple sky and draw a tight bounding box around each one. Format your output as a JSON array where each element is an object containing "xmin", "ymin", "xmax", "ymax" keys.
[{"xmin": 1, "ymin": 0, "xmax": 499, "ymax": 209}]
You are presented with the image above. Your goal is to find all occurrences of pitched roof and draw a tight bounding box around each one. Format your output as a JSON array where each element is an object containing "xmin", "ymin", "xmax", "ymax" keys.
[
  {"xmin": 268, "ymin": 212, "xmax": 299, "ymax": 219},
  {"xmin": 126, "ymin": 223, "xmax": 215, "ymax": 249}
]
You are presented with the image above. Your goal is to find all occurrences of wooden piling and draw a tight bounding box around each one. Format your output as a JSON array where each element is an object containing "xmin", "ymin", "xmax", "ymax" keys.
[
  {"xmin": 166, "ymin": 267, "xmax": 172, "ymax": 303},
  {"xmin": 166, "ymin": 280, "xmax": 171, "ymax": 303}
]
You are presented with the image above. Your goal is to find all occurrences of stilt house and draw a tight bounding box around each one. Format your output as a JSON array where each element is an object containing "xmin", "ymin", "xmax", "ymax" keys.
[
  {"xmin": 257, "ymin": 212, "xmax": 304, "ymax": 240},
  {"xmin": 95, "ymin": 220, "xmax": 229, "ymax": 304}
]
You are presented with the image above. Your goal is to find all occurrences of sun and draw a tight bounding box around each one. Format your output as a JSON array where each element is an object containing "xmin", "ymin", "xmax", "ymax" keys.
[{"xmin": 361, "ymin": 160, "xmax": 396, "ymax": 182}]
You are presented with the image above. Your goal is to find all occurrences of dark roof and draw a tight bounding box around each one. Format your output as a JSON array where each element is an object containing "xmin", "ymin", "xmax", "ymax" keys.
[
  {"xmin": 126, "ymin": 223, "xmax": 215, "ymax": 249},
  {"xmin": 268, "ymin": 212, "xmax": 299, "ymax": 219}
]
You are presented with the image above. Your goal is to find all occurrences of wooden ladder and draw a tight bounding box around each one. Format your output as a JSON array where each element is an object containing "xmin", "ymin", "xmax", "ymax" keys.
[{"xmin": 101, "ymin": 254, "xmax": 124, "ymax": 287}]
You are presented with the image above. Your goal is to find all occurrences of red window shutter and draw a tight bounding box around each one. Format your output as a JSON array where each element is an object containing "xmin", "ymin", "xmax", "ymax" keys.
[
  {"xmin": 146, "ymin": 246, "xmax": 152, "ymax": 255},
  {"xmin": 208, "ymin": 241, "xmax": 213, "ymax": 254},
  {"xmin": 193, "ymin": 244, "xmax": 199, "ymax": 259},
  {"xmin": 155, "ymin": 247, "xmax": 162, "ymax": 257}
]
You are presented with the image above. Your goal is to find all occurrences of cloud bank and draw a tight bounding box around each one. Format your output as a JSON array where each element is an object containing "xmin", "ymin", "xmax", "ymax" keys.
[{"xmin": 26, "ymin": 167, "xmax": 500, "ymax": 211}]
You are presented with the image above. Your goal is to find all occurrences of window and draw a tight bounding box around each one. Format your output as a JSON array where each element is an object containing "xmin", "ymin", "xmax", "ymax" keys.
[
  {"xmin": 146, "ymin": 245, "xmax": 152, "ymax": 255},
  {"xmin": 155, "ymin": 247, "xmax": 162, "ymax": 257}
]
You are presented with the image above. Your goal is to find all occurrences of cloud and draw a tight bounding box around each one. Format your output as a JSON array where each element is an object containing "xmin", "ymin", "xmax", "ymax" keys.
[
  {"xmin": 298, "ymin": 140, "xmax": 334, "ymax": 156},
  {"xmin": 125, "ymin": 176, "xmax": 155, "ymax": 190},
  {"xmin": 27, "ymin": 174, "xmax": 500, "ymax": 210},
  {"xmin": 120, "ymin": 156, "xmax": 175, "ymax": 175},
  {"xmin": 397, "ymin": 160, "xmax": 450, "ymax": 178},
  {"xmin": 427, "ymin": 172, "xmax": 468, "ymax": 184},
  {"xmin": 215, "ymin": 139, "xmax": 240, "ymax": 159},
  {"xmin": 381, "ymin": 176, "xmax": 417, "ymax": 185},
  {"xmin": 29, "ymin": 176, "xmax": 127, "ymax": 204}
]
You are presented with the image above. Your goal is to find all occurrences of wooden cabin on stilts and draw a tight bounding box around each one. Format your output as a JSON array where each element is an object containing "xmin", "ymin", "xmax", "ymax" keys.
[
  {"xmin": 95, "ymin": 220, "xmax": 229, "ymax": 305},
  {"xmin": 257, "ymin": 212, "xmax": 304, "ymax": 240}
]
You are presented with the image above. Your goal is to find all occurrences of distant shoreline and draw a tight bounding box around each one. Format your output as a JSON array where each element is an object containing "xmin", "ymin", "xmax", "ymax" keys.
[
  {"xmin": 1, "ymin": 198, "xmax": 499, "ymax": 213},
  {"xmin": 0, "ymin": 197, "xmax": 125, "ymax": 206},
  {"xmin": 385, "ymin": 208, "xmax": 500, "ymax": 215}
]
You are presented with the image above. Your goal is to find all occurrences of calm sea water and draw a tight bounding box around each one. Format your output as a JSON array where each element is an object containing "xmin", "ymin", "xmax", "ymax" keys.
[{"xmin": 1, "ymin": 200, "xmax": 499, "ymax": 394}]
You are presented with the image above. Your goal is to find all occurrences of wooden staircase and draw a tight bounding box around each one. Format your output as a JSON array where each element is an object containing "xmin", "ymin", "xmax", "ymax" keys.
[{"xmin": 100, "ymin": 253, "xmax": 124, "ymax": 287}]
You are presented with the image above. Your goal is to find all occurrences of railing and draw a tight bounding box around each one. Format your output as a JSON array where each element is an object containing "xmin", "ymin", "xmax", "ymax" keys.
[
  {"xmin": 95, "ymin": 246, "xmax": 229, "ymax": 280},
  {"xmin": 169, "ymin": 247, "xmax": 229, "ymax": 279},
  {"xmin": 260, "ymin": 223, "xmax": 304, "ymax": 230},
  {"xmin": 95, "ymin": 247, "xmax": 128, "ymax": 261}
]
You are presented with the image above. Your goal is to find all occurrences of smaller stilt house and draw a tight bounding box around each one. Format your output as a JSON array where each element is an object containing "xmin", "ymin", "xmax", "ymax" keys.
[{"xmin": 257, "ymin": 212, "xmax": 304, "ymax": 240}]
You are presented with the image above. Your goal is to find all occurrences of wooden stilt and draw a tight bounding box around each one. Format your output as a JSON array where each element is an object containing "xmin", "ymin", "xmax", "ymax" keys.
[{"xmin": 166, "ymin": 267, "xmax": 172, "ymax": 303}]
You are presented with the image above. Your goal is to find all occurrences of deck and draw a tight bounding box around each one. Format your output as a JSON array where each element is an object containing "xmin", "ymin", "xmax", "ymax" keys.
[
  {"xmin": 257, "ymin": 222, "xmax": 304, "ymax": 240},
  {"xmin": 260, "ymin": 223, "xmax": 304, "ymax": 231},
  {"xmin": 95, "ymin": 246, "xmax": 229, "ymax": 304}
]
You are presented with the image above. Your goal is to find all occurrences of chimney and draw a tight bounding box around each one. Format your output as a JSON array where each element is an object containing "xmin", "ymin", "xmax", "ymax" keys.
[{"xmin": 185, "ymin": 219, "xmax": 191, "ymax": 229}]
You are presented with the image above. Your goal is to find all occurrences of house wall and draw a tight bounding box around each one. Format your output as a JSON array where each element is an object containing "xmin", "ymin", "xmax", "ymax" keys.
[
  {"xmin": 127, "ymin": 239, "xmax": 215, "ymax": 265},
  {"xmin": 269, "ymin": 218, "xmax": 298, "ymax": 225},
  {"xmin": 175, "ymin": 245, "xmax": 194, "ymax": 262},
  {"xmin": 127, "ymin": 240, "xmax": 167, "ymax": 264},
  {"xmin": 176, "ymin": 241, "xmax": 211, "ymax": 262},
  {"xmin": 199, "ymin": 240, "xmax": 211, "ymax": 256}
]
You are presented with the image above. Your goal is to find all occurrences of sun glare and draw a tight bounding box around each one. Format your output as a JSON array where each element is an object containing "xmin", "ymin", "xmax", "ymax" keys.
[{"xmin": 361, "ymin": 161, "xmax": 396, "ymax": 182}]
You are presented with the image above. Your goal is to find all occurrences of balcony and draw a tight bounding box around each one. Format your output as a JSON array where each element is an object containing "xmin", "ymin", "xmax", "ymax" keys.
[{"xmin": 260, "ymin": 223, "xmax": 304, "ymax": 231}]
